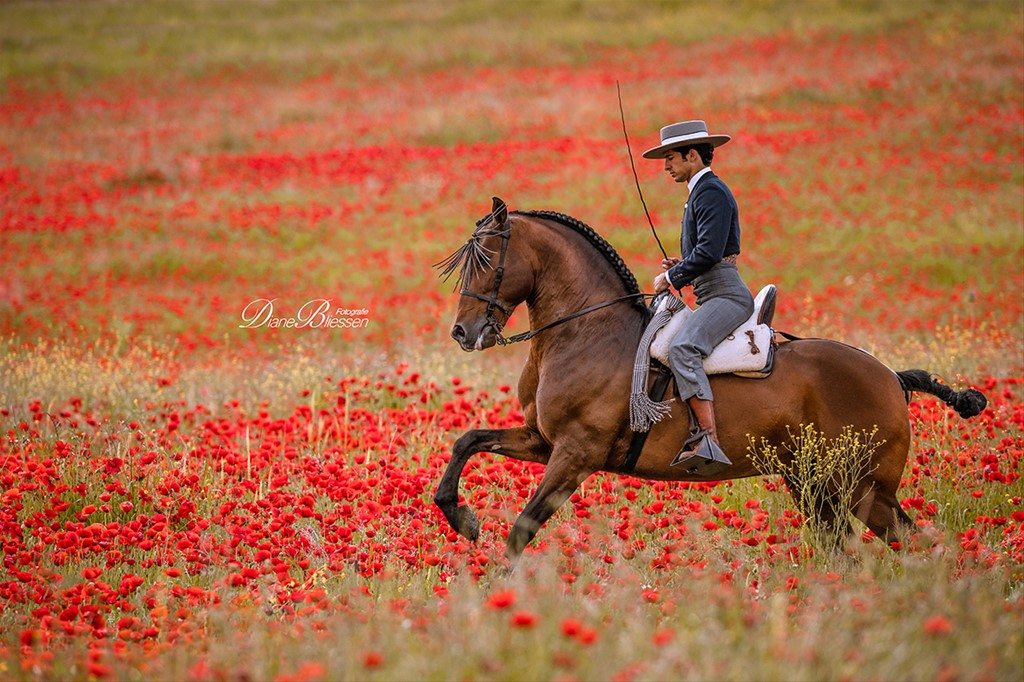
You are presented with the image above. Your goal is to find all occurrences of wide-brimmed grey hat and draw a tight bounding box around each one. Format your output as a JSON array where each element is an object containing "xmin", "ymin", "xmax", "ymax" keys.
[{"xmin": 642, "ymin": 120, "xmax": 731, "ymax": 159}]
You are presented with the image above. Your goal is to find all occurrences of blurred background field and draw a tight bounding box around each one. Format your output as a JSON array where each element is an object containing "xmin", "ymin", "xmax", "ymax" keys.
[
  {"xmin": 5, "ymin": 1, "xmax": 1017, "ymax": 86},
  {"xmin": 2, "ymin": 1, "xmax": 1021, "ymax": 374},
  {"xmin": 0, "ymin": 2, "xmax": 1022, "ymax": 680}
]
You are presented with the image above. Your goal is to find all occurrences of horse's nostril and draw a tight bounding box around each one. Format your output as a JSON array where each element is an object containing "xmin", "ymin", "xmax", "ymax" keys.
[{"xmin": 451, "ymin": 324, "xmax": 466, "ymax": 343}]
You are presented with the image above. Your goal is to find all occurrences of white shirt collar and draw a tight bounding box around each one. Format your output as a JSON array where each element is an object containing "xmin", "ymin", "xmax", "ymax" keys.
[{"xmin": 687, "ymin": 166, "xmax": 713, "ymax": 193}]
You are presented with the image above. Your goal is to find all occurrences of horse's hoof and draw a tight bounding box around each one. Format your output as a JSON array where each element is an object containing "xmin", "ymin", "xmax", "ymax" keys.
[{"xmin": 456, "ymin": 505, "xmax": 480, "ymax": 542}]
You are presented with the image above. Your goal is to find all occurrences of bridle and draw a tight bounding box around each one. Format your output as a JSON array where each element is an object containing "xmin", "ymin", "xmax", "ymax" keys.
[
  {"xmin": 458, "ymin": 210, "xmax": 516, "ymax": 338},
  {"xmin": 438, "ymin": 204, "xmax": 646, "ymax": 346}
]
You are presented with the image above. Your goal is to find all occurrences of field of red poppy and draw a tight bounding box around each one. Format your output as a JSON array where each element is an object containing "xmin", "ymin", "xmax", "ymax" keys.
[{"xmin": 1, "ymin": 2, "xmax": 1023, "ymax": 680}]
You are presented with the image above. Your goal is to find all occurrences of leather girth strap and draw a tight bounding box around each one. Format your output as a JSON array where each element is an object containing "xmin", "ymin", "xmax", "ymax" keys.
[{"xmin": 622, "ymin": 361, "xmax": 674, "ymax": 472}]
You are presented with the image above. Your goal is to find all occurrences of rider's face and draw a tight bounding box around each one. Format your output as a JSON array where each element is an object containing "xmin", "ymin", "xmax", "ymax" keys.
[{"xmin": 663, "ymin": 149, "xmax": 699, "ymax": 185}]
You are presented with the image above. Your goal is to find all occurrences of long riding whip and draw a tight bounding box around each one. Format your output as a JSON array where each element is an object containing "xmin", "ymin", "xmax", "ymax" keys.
[{"xmin": 616, "ymin": 80, "xmax": 668, "ymax": 260}]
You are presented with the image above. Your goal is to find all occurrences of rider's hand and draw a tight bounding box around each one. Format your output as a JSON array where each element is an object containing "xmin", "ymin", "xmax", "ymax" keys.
[
  {"xmin": 653, "ymin": 271, "xmax": 671, "ymax": 294},
  {"xmin": 661, "ymin": 257, "xmax": 681, "ymax": 270}
]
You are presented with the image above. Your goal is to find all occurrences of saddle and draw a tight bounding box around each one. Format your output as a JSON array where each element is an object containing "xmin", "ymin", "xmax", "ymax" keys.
[{"xmin": 648, "ymin": 284, "xmax": 778, "ymax": 379}]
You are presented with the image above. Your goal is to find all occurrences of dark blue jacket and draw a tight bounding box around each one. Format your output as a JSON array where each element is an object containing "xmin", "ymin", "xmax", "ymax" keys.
[{"xmin": 665, "ymin": 170, "xmax": 741, "ymax": 289}]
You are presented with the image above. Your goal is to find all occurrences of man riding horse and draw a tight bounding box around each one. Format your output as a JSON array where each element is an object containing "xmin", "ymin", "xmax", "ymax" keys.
[
  {"xmin": 435, "ymin": 123, "xmax": 986, "ymax": 566},
  {"xmin": 644, "ymin": 120, "xmax": 754, "ymax": 470}
]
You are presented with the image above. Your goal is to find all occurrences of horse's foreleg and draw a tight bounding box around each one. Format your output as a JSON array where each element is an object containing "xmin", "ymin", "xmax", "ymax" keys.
[
  {"xmin": 434, "ymin": 426, "xmax": 550, "ymax": 542},
  {"xmin": 505, "ymin": 454, "xmax": 595, "ymax": 566}
]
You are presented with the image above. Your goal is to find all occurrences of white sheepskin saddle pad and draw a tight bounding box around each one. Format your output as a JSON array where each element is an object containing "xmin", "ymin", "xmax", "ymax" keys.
[{"xmin": 649, "ymin": 285, "xmax": 775, "ymax": 375}]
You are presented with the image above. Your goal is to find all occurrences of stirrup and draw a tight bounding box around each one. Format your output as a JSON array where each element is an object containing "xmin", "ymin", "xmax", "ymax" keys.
[{"xmin": 670, "ymin": 430, "xmax": 733, "ymax": 477}]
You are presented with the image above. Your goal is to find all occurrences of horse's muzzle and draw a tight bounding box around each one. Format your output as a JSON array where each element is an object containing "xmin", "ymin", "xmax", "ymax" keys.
[{"xmin": 451, "ymin": 322, "xmax": 497, "ymax": 351}]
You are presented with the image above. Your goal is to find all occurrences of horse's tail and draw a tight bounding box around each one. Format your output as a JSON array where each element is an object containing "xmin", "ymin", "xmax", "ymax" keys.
[{"xmin": 896, "ymin": 369, "xmax": 987, "ymax": 419}]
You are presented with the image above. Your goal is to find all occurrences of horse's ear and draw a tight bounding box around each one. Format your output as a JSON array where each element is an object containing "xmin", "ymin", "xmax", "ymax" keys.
[{"xmin": 491, "ymin": 196, "xmax": 508, "ymax": 226}]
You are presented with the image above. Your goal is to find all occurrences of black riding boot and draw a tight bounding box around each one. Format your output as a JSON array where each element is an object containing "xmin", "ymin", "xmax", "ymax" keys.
[{"xmin": 671, "ymin": 397, "xmax": 732, "ymax": 477}]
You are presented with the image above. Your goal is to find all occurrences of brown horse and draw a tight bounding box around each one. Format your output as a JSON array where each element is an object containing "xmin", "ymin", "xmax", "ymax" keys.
[{"xmin": 434, "ymin": 197, "xmax": 986, "ymax": 565}]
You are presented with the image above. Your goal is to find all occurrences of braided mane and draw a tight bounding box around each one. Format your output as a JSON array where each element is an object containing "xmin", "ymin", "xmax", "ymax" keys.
[{"xmin": 516, "ymin": 210, "xmax": 648, "ymax": 313}]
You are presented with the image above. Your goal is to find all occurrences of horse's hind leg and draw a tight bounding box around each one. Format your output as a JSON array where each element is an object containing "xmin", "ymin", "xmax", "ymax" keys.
[
  {"xmin": 435, "ymin": 426, "xmax": 550, "ymax": 541},
  {"xmin": 851, "ymin": 480, "xmax": 914, "ymax": 547},
  {"xmin": 783, "ymin": 476, "xmax": 854, "ymax": 546},
  {"xmin": 813, "ymin": 489, "xmax": 855, "ymax": 545}
]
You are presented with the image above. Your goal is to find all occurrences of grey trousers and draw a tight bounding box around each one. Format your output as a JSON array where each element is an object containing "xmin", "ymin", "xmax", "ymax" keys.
[{"xmin": 668, "ymin": 262, "xmax": 754, "ymax": 402}]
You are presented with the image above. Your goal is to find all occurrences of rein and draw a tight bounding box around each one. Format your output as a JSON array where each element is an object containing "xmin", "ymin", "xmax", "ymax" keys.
[{"xmin": 497, "ymin": 292, "xmax": 646, "ymax": 346}]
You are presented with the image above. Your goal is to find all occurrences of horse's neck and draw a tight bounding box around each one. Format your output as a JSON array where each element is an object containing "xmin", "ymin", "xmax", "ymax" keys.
[
  {"xmin": 524, "ymin": 221, "xmax": 626, "ymax": 310},
  {"xmin": 522, "ymin": 221, "xmax": 646, "ymax": 357}
]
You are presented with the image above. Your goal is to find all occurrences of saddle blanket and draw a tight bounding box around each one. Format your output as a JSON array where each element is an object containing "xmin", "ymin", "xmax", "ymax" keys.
[{"xmin": 648, "ymin": 285, "xmax": 775, "ymax": 375}]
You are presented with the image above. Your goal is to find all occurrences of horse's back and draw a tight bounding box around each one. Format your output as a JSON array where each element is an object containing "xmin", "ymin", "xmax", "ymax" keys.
[{"xmin": 715, "ymin": 338, "xmax": 911, "ymax": 448}]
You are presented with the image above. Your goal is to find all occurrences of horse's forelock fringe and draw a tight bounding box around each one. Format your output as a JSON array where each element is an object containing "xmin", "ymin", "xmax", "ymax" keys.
[{"xmin": 434, "ymin": 233, "xmax": 495, "ymax": 286}]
